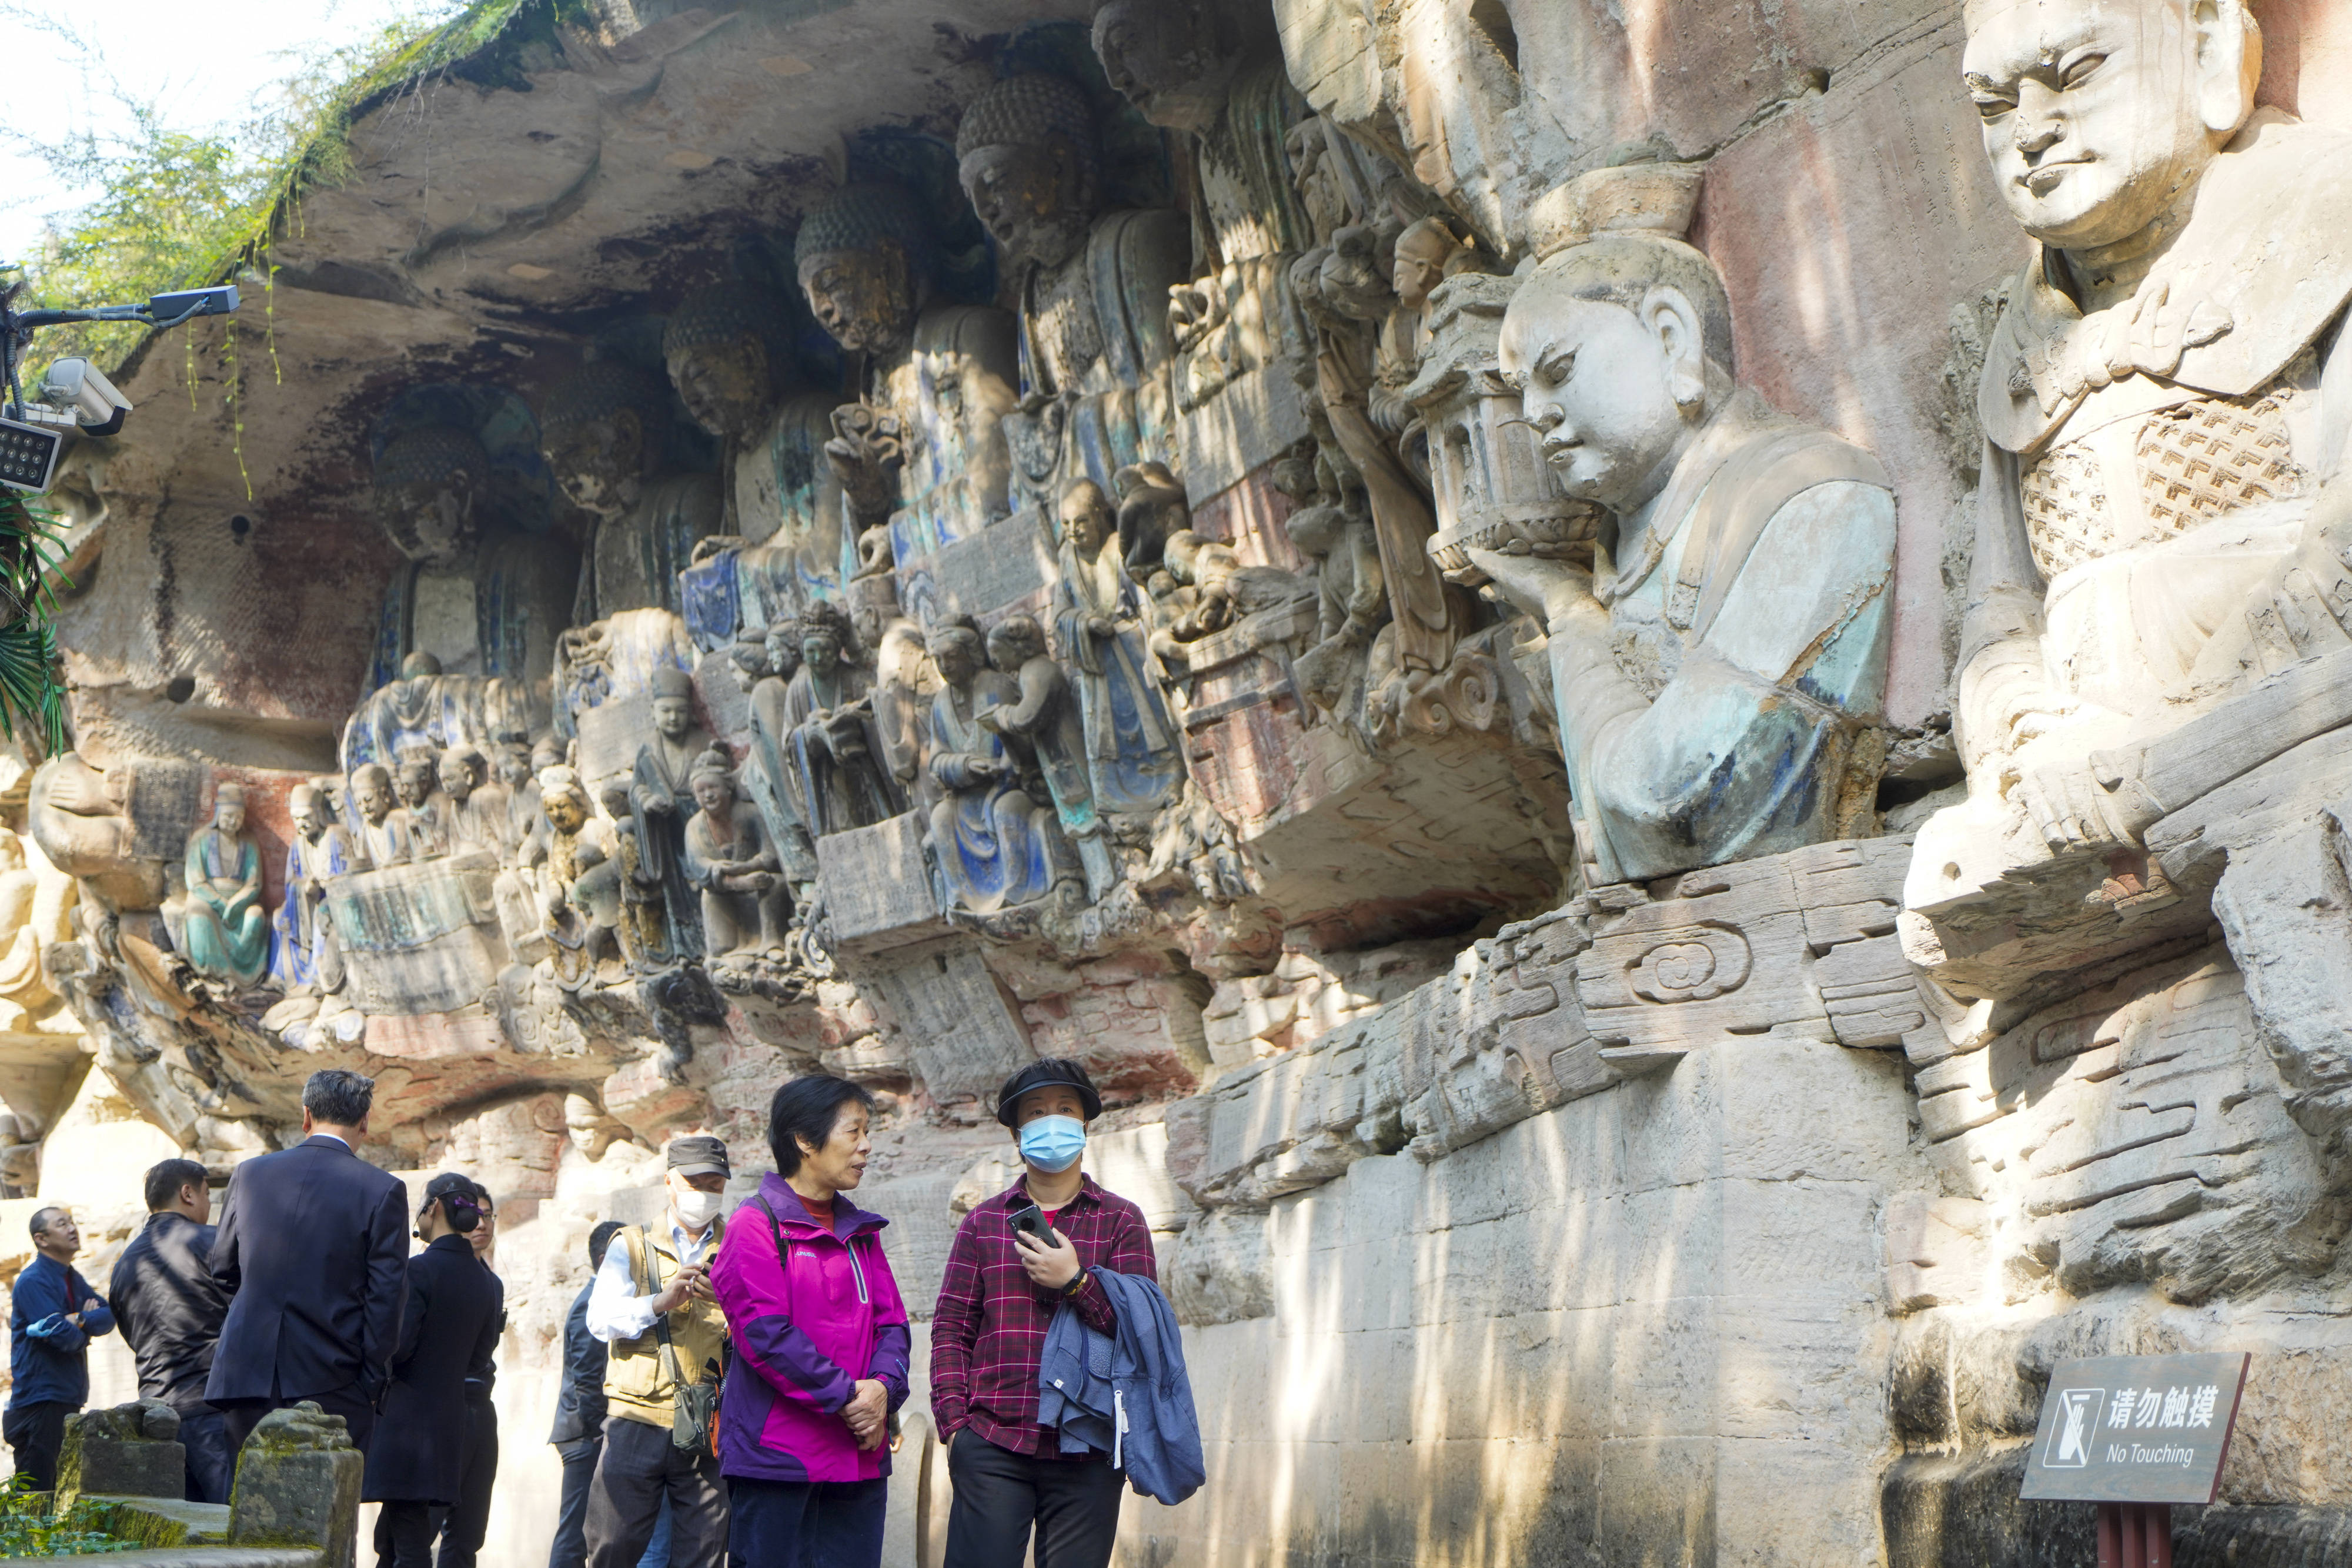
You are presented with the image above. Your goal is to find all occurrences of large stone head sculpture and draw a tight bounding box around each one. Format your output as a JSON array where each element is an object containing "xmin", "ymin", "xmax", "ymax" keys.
[
  {"xmin": 794, "ymin": 183, "xmax": 936, "ymax": 357},
  {"xmin": 1091, "ymin": 0, "xmax": 1240, "ymax": 133},
  {"xmin": 540, "ymin": 363, "xmax": 671, "ymax": 518},
  {"xmin": 372, "ymin": 425, "xmax": 489, "ymax": 567},
  {"xmin": 1963, "ymin": 0, "xmax": 2259, "ymax": 256},
  {"xmin": 956, "ymin": 74, "xmax": 1102, "ymax": 271},
  {"xmin": 663, "ymin": 284, "xmax": 800, "ymax": 442},
  {"xmin": 1497, "ymin": 234, "xmax": 1737, "ymax": 516}
]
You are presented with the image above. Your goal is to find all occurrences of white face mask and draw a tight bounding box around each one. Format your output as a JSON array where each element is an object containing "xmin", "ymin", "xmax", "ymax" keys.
[{"xmin": 675, "ymin": 1188, "xmax": 724, "ymax": 1229}]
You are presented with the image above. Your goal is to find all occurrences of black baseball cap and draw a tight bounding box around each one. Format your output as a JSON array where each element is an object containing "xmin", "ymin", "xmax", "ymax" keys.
[
  {"xmin": 667, "ymin": 1135, "xmax": 731, "ymax": 1178},
  {"xmin": 996, "ymin": 1059, "xmax": 1102, "ymax": 1128}
]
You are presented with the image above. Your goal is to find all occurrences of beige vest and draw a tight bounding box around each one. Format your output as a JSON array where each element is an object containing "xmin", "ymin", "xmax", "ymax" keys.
[{"xmin": 605, "ymin": 1219, "xmax": 729, "ymax": 1428}]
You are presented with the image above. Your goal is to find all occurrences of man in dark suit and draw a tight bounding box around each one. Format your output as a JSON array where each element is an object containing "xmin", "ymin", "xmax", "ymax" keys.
[
  {"xmin": 206, "ymin": 1068, "xmax": 409, "ymax": 1454},
  {"xmin": 108, "ymin": 1158, "xmax": 233, "ymax": 1503},
  {"xmin": 364, "ymin": 1173, "xmax": 504, "ymax": 1568}
]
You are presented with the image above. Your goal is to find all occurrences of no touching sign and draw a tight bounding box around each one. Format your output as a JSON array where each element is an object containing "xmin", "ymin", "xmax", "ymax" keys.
[{"xmin": 2022, "ymin": 1352, "xmax": 2250, "ymax": 1505}]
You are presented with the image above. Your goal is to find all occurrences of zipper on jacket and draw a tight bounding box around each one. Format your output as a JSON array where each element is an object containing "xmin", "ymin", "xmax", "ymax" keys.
[
  {"xmin": 847, "ymin": 1234, "xmax": 869, "ymax": 1305},
  {"xmin": 1112, "ymin": 1387, "xmax": 1128, "ymax": 1471}
]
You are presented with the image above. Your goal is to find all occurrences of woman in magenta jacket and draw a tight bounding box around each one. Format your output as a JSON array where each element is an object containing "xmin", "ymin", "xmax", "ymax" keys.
[{"xmin": 710, "ymin": 1075, "xmax": 911, "ymax": 1568}]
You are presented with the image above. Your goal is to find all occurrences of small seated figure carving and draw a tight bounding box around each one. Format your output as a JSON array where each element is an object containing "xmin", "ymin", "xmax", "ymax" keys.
[
  {"xmin": 924, "ymin": 618, "xmax": 1070, "ymax": 914},
  {"xmin": 682, "ymin": 748, "xmax": 790, "ymax": 965},
  {"xmin": 181, "ymin": 784, "xmax": 269, "ymax": 988},
  {"xmin": 563, "ymin": 839, "xmax": 625, "ymax": 973},
  {"xmin": 1471, "ymin": 234, "xmax": 1897, "ymax": 886}
]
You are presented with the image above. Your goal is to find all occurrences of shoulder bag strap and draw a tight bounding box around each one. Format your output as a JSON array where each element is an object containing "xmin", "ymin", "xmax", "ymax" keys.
[{"xmin": 633, "ymin": 1227, "xmax": 690, "ymax": 1390}]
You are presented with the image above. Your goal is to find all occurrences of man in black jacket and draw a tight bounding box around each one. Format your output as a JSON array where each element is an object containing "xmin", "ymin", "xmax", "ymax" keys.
[
  {"xmin": 364, "ymin": 1174, "xmax": 504, "ymax": 1568},
  {"xmin": 108, "ymin": 1158, "xmax": 233, "ymax": 1503},
  {"xmin": 206, "ymin": 1069, "xmax": 409, "ymax": 1453},
  {"xmin": 434, "ymin": 1180, "xmax": 503, "ymax": 1568},
  {"xmin": 548, "ymin": 1221, "xmax": 625, "ymax": 1568}
]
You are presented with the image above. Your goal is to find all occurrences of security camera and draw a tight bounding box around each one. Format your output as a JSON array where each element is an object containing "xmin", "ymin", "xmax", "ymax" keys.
[{"xmin": 39, "ymin": 359, "xmax": 131, "ymax": 437}]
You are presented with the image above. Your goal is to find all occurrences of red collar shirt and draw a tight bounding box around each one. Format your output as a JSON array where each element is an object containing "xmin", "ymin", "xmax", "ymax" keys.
[{"xmin": 928, "ymin": 1175, "xmax": 1157, "ymax": 1456}]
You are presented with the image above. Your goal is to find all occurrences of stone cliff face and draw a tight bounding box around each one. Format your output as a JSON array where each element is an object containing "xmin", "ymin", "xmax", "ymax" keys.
[{"xmin": 6, "ymin": 0, "xmax": 2352, "ymax": 1561}]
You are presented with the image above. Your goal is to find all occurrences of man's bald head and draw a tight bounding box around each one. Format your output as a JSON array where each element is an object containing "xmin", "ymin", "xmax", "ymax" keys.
[{"xmin": 1961, "ymin": 0, "xmax": 2260, "ymax": 253}]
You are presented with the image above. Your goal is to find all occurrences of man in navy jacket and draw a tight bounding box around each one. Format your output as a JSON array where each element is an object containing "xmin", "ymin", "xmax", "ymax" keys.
[
  {"xmin": 206, "ymin": 1069, "xmax": 409, "ymax": 1454},
  {"xmin": 5, "ymin": 1205, "xmax": 113, "ymax": 1489}
]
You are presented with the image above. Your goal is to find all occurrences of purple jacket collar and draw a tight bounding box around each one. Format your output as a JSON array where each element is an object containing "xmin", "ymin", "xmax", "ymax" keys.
[{"xmin": 755, "ymin": 1172, "xmax": 888, "ymax": 1242}]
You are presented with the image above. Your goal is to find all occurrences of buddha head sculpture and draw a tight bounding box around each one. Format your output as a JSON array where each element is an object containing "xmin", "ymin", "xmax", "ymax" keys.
[
  {"xmin": 439, "ymin": 746, "xmax": 485, "ymax": 804},
  {"xmin": 395, "ymin": 757, "xmax": 436, "ymax": 813},
  {"xmin": 956, "ymin": 74, "xmax": 1102, "ymax": 271},
  {"xmin": 1092, "ymin": 0, "xmax": 1242, "ymax": 133},
  {"xmin": 1963, "ymin": 0, "xmax": 2259, "ymax": 260},
  {"xmin": 985, "ymin": 613, "xmax": 1049, "ymax": 676},
  {"xmin": 353, "ymin": 764, "xmax": 395, "ymax": 827},
  {"xmin": 1496, "ymin": 234, "xmax": 1737, "ymax": 517},
  {"xmin": 729, "ymin": 637, "xmax": 772, "ymax": 694},
  {"xmin": 541, "ymin": 768, "xmax": 593, "ymax": 837},
  {"xmin": 540, "ymin": 362, "xmax": 672, "ymax": 519},
  {"xmin": 689, "ymin": 747, "xmax": 736, "ymax": 817},
  {"xmin": 650, "ymin": 666, "xmax": 697, "ymax": 744},
  {"xmin": 794, "ymin": 184, "xmax": 936, "ymax": 356},
  {"xmin": 372, "ymin": 425, "xmax": 489, "ymax": 567},
  {"xmin": 925, "ymin": 615, "xmax": 986, "ymax": 688},
  {"xmin": 210, "ymin": 784, "xmax": 248, "ymax": 840},
  {"xmin": 1393, "ymin": 216, "xmax": 1476, "ymax": 312},
  {"xmin": 797, "ymin": 600, "xmax": 858, "ymax": 680},
  {"xmin": 663, "ymin": 284, "xmax": 800, "ymax": 442},
  {"xmin": 1058, "ymin": 477, "xmax": 1116, "ymax": 556},
  {"xmin": 290, "ymin": 785, "xmax": 330, "ymax": 845}
]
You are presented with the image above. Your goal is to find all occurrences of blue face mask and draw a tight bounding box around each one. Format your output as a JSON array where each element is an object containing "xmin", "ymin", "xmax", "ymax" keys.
[{"xmin": 1018, "ymin": 1115, "xmax": 1087, "ymax": 1174}]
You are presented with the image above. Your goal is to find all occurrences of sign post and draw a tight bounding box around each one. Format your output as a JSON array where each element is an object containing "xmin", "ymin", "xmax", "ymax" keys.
[{"xmin": 2021, "ymin": 1353, "xmax": 2251, "ymax": 1568}]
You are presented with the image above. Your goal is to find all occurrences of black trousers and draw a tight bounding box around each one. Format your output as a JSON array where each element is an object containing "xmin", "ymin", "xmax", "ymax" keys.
[
  {"xmin": 728, "ymin": 1474, "xmax": 887, "ymax": 1568},
  {"xmin": 181, "ymin": 1406, "xmax": 235, "ymax": 1505},
  {"xmin": 550, "ymin": 1436, "xmax": 600, "ymax": 1568},
  {"xmin": 584, "ymin": 1415, "xmax": 728, "ymax": 1568},
  {"xmin": 436, "ymin": 1393, "xmax": 497, "ymax": 1567},
  {"xmin": 373, "ymin": 1498, "xmax": 440, "ymax": 1568},
  {"xmin": 220, "ymin": 1382, "xmax": 377, "ymax": 1456},
  {"xmin": 2, "ymin": 1400, "xmax": 71, "ymax": 1492},
  {"xmin": 943, "ymin": 1430, "xmax": 1124, "ymax": 1568}
]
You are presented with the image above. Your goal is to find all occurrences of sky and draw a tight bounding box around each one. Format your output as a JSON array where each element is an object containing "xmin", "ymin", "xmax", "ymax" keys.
[{"xmin": 0, "ymin": 0, "xmax": 446, "ymax": 263}]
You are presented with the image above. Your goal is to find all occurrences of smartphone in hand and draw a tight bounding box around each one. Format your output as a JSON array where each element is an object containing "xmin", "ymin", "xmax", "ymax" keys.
[{"xmin": 1008, "ymin": 1201, "xmax": 1050, "ymax": 1243}]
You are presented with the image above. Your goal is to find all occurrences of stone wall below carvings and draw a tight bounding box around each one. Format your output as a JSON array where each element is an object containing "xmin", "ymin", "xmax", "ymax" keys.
[{"xmin": 1162, "ymin": 1035, "xmax": 1916, "ymax": 1567}]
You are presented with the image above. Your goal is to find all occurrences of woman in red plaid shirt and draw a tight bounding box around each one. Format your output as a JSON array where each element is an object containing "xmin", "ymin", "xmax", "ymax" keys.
[{"xmin": 928, "ymin": 1059, "xmax": 1157, "ymax": 1568}]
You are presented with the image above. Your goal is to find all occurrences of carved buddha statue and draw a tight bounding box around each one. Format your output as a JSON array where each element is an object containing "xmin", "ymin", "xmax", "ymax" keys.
[
  {"xmin": 778, "ymin": 601, "xmax": 905, "ymax": 839},
  {"xmin": 924, "ymin": 617, "xmax": 1071, "ymax": 914},
  {"xmin": 179, "ymin": 784, "xmax": 269, "ymax": 988},
  {"xmin": 366, "ymin": 424, "xmax": 576, "ymax": 690},
  {"xmin": 271, "ymin": 785, "xmax": 357, "ymax": 994},
  {"xmin": 627, "ymin": 665, "xmax": 713, "ymax": 962},
  {"xmin": 956, "ymin": 73, "xmax": 1190, "ymax": 510},
  {"xmin": 663, "ymin": 282, "xmax": 844, "ymax": 650},
  {"xmin": 1472, "ymin": 234, "xmax": 1898, "ymax": 887},
  {"xmin": 1050, "ymin": 478, "xmax": 1184, "ymax": 818},
  {"xmin": 681, "ymin": 747, "xmax": 791, "ymax": 965},
  {"xmin": 540, "ymin": 362, "xmax": 723, "ymax": 622},
  {"xmin": 796, "ymin": 182, "xmax": 1020, "ymax": 571},
  {"xmin": 1092, "ymin": 0, "xmax": 1308, "ymax": 268},
  {"xmin": 1923, "ymin": 0, "xmax": 2352, "ymax": 880}
]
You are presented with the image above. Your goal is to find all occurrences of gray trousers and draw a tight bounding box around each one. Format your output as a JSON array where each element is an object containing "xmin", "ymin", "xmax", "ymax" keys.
[{"xmin": 584, "ymin": 1415, "xmax": 727, "ymax": 1568}]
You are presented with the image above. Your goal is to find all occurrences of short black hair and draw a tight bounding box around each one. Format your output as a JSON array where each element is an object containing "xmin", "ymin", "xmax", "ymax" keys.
[
  {"xmin": 303, "ymin": 1069, "xmax": 375, "ymax": 1126},
  {"xmin": 589, "ymin": 1219, "xmax": 625, "ymax": 1269},
  {"xmin": 470, "ymin": 1179, "xmax": 495, "ymax": 1212},
  {"xmin": 27, "ymin": 1206, "xmax": 64, "ymax": 1241},
  {"xmin": 143, "ymin": 1158, "xmax": 209, "ymax": 1213},
  {"xmin": 767, "ymin": 1075, "xmax": 876, "ymax": 1176}
]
